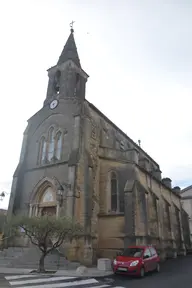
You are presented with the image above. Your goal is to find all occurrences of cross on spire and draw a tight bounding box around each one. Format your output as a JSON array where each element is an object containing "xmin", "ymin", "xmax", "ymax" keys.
[{"xmin": 70, "ymin": 21, "xmax": 75, "ymax": 33}]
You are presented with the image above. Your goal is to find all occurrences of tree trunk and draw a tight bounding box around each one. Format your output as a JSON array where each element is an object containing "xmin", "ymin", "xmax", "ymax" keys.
[{"xmin": 38, "ymin": 253, "xmax": 46, "ymax": 273}]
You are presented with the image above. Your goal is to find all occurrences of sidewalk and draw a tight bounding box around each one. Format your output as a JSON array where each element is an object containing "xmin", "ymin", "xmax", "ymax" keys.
[
  {"xmin": 55, "ymin": 267, "xmax": 114, "ymax": 278},
  {"xmin": 0, "ymin": 267, "xmax": 114, "ymax": 277}
]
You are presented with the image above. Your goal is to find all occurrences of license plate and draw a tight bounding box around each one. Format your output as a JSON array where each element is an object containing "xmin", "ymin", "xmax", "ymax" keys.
[{"xmin": 118, "ymin": 267, "xmax": 127, "ymax": 271}]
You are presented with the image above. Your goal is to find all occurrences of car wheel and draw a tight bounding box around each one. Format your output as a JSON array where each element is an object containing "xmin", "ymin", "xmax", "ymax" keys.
[
  {"xmin": 155, "ymin": 263, "xmax": 160, "ymax": 273},
  {"xmin": 139, "ymin": 267, "xmax": 145, "ymax": 278}
]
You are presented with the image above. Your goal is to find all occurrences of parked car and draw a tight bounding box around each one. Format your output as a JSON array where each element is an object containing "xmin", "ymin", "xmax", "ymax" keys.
[{"xmin": 112, "ymin": 245, "xmax": 160, "ymax": 278}]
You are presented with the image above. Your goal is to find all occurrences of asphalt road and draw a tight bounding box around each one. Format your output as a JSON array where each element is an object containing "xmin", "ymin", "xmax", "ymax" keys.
[
  {"xmin": 101, "ymin": 254, "xmax": 192, "ymax": 288},
  {"xmin": 0, "ymin": 255, "xmax": 192, "ymax": 287}
]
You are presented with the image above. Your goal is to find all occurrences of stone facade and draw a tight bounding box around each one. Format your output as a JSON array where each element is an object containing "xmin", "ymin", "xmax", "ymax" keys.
[
  {"xmin": 7, "ymin": 28, "xmax": 190, "ymax": 264},
  {"xmin": 181, "ymin": 185, "xmax": 192, "ymax": 242}
]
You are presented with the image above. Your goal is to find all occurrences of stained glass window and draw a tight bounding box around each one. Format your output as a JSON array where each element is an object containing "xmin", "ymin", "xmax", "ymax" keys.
[
  {"xmin": 39, "ymin": 137, "xmax": 46, "ymax": 164},
  {"xmin": 47, "ymin": 128, "xmax": 54, "ymax": 161},
  {"xmin": 41, "ymin": 187, "xmax": 54, "ymax": 203},
  {"xmin": 55, "ymin": 131, "xmax": 62, "ymax": 160}
]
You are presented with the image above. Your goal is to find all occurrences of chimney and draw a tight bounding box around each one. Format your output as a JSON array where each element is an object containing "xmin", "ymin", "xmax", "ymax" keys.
[
  {"xmin": 172, "ymin": 186, "xmax": 181, "ymax": 194},
  {"xmin": 162, "ymin": 178, "xmax": 172, "ymax": 189},
  {"xmin": 152, "ymin": 169, "xmax": 162, "ymax": 181}
]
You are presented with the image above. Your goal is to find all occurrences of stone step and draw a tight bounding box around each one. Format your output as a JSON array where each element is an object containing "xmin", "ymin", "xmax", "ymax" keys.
[
  {"xmin": 6, "ymin": 246, "xmax": 28, "ymax": 250},
  {"xmin": 1, "ymin": 250, "xmax": 29, "ymax": 257},
  {"xmin": 6, "ymin": 264, "xmax": 67, "ymax": 269},
  {"xmin": 0, "ymin": 256, "xmax": 19, "ymax": 260},
  {"xmin": 12, "ymin": 257, "xmax": 67, "ymax": 263},
  {"xmin": 6, "ymin": 261, "xmax": 79, "ymax": 269},
  {"xmin": 7, "ymin": 262, "xmax": 64, "ymax": 266},
  {"xmin": 6, "ymin": 264, "xmax": 68, "ymax": 268},
  {"xmin": 13, "ymin": 255, "xmax": 66, "ymax": 259},
  {"xmin": 15, "ymin": 253, "xmax": 66, "ymax": 260},
  {"xmin": 0, "ymin": 246, "xmax": 79, "ymax": 270},
  {"xmin": 3, "ymin": 251, "xmax": 75, "ymax": 260},
  {"xmin": 0, "ymin": 259, "xmax": 11, "ymax": 263},
  {"xmin": 5, "ymin": 253, "xmax": 24, "ymax": 257},
  {"xmin": 4, "ymin": 248, "xmax": 29, "ymax": 254},
  {"xmin": 6, "ymin": 260, "xmax": 67, "ymax": 265},
  {"xmin": 10, "ymin": 261, "xmax": 67, "ymax": 266},
  {"xmin": 8, "ymin": 257, "xmax": 67, "ymax": 262},
  {"xmin": 0, "ymin": 261, "xmax": 11, "ymax": 266}
]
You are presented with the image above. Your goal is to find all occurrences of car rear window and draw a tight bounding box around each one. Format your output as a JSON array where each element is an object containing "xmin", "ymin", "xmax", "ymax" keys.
[{"xmin": 120, "ymin": 248, "xmax": 144, "ymax": 257}]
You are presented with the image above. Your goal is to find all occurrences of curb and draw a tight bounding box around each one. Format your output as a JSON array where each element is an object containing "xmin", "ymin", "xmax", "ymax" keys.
[
  {"xmin": 0, "ymin": 269, "xmax": 34, "ymax": 275},
  {"xmin": 30, "ymin": 270, "xmax": 56, "ymax": 275},
  {"xmin": 55, "ymin": 271, "xmax": 114, "ymax": 278},
  {"xmin": 54, "ymin": 274, "xmax": 114, "ymax": 278}
]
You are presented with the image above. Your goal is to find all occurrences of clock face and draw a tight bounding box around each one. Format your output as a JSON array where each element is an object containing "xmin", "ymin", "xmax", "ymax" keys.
[{"xmin": 50, "ymin": 99, "xmax": 58, "ymax": 109}]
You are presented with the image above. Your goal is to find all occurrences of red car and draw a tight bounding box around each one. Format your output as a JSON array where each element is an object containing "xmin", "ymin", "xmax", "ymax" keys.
[{"xmin": 112, "ymin": 245, "xmax": 160, "ymax": 278}]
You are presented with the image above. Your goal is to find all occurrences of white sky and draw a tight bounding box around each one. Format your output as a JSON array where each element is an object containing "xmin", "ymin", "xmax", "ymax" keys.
[{"xmin": 0, "ymin": 0, "xmax": 192, "ymax": 209}]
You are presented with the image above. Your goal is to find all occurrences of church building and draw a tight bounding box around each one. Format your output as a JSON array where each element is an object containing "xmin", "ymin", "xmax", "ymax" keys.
[{"xmin": 7, "ymin": 27, "xmax": 190, "ymax": 264}]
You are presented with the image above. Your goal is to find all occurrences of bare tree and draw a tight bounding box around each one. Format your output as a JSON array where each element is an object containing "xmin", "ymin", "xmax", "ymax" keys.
[{"xmin": 10, "ymin": 215, "xmax": 83, "ymax": 273}]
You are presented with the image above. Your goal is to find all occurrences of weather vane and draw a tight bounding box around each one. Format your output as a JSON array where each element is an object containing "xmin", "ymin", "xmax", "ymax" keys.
[{"xmin": 70, "ymin": 21, "xmax": 75, "ymax": 32}]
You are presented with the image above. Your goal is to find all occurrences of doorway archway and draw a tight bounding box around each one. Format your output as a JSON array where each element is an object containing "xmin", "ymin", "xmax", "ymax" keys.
[
  {"xmin": 38, "ymin": 187, "xmax": 56, "ymax": 216},
  {"xmin": 29, "ymin": 178, "xmax": 60, "ymax": 218}
]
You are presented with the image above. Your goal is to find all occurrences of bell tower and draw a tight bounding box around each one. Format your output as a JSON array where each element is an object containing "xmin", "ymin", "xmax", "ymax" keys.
[
  {"xmin": 44, "ymin": 25, "xmax": 88, "ymax": 107},
  {"xmin": 7, "ymin": 24, "xmax": 89, "ymax": 224}
]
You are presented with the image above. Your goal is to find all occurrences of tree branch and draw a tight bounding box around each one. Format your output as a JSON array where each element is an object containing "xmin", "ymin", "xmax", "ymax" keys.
[
  {"xmin": 46, "ymin": 232, "xmax": 67, "ymax": 254},
  {"xmin": 20, "ymin": 225, "xmax": 44, "ymax": 251}
]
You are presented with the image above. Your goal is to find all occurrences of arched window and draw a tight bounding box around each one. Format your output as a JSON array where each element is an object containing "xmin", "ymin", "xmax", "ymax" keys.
[
  {"xmin": 47, "ymin": 128, "xmax": 54, "ymax": 161},
  {"xmin": 111, "ymin": 172, "xmax": 118, "ymax": 212},
  {"xmin": 55, "ymin": 131, "xmax": 62, "ymax": 160},
  {"xmin": 41, "ymin": 187, "xmax": 54, "ymax": 203},
  {"xmin": 74, "ymin": 73, "xmax": 80, "ymax": 96},
  {"xmin": 53, "ymin": 70, "xmax": 61, "ymax": 94},
  {"xmin": 39, "ymin": 137, "xmax": 46, "ymax": 164}
]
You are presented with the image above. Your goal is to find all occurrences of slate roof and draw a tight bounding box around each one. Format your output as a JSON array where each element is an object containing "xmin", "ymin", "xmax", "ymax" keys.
[{"xmin": 57, "ymin": 29, "xmax": 81, "ymax": 67}]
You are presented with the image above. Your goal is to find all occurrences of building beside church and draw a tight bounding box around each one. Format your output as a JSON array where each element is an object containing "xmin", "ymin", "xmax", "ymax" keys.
[
  {"xmin": 7, "ymin": 27, "xmax": 190, "ymax": 264},
  {"xmin": 181, "ymin": 185, "xmax": 192, "ymax": 243}
]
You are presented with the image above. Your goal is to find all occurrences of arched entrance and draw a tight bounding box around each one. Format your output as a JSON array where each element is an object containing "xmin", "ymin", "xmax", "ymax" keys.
[
  {"xmin": 29, "ymin": 179, "xmax": 59, "ymax": 218},
  {"xmin": 39, "ymin": 187, "xmax": 56, "ymax": 216}
]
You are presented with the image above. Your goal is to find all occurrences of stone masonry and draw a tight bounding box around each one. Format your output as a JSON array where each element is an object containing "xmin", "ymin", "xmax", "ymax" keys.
[{"xmin": 6, "ymin": 27, "xmax": 190, "ymax": 265}]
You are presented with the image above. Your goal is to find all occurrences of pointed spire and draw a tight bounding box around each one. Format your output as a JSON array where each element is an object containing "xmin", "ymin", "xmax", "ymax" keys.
[{"xmin": 57, "ymin": 25, "xmax": 81, "ymax": 67}]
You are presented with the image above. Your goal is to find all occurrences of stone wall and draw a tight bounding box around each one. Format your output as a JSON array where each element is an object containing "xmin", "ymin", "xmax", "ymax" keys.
[
  {"xmin": 75, "ymin": 101, "xmax": 188, "ymax": 262},
  {"xmin": 137, "ymin": 167, "xmax": 185, "ymax": 257},
  {"xmin": 97, "ymin": 214, "xmax": 124, "ymax": 258},
  {"xmin": 87, "ymin": 102, "xmax": 159, "ymax": 172},
  {"xmin": 75, "ymin": 102, "xmax": 139, "ymax": 263},
  {"xmin": 181, "ymin": 208, "xmax": 191, "ymax": 249},
  {"xmin": 148, "ymin": 191, "xmax": 158, "ymax": 238}
]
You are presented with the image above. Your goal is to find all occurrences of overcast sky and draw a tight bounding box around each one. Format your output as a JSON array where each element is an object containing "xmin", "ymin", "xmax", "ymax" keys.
[{"xmin": 0, "ymin": 0, "xmax": 191, "ymax": 209}]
